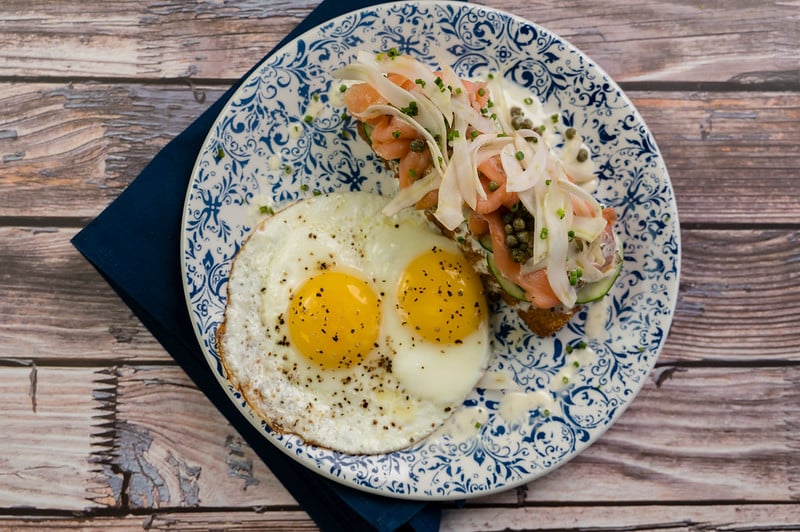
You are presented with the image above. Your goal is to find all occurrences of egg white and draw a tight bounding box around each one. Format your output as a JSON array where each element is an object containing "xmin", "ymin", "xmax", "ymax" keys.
[{"xmin": 218, "ymin": 191, "xmax": 491, "ymax": 454}]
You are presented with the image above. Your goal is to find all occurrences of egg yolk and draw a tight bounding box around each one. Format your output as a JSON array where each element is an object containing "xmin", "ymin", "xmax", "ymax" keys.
[
  {"xmin": 397, "ymin": 247, "xmax": 486, "ymax": 344},
  {"xmin": 288, "ymin": 271, "xmax": 381, "ymax": 370}
]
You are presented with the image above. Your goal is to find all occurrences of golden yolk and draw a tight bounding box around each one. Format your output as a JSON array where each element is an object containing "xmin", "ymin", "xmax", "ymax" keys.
[
  {"xmin": 397, "ymin": 247, "xmax": 486, "ymax": 344},
  {"xmin": 288, "ymin": 271, "xmax": 381, "ymax": 369}
]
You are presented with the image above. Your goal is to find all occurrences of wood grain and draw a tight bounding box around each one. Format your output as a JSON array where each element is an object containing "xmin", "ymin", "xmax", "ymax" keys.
[
  {"xmin": 1, "ymin": 83, "xmax": 799, "ymax": 222},
  {"xmin": 1, "ymin": 1, "xmax": 796, "ymax": 84},
  {"xmin": 0, "ymin": 227, "xmax": 166, "ymax": 362},
  {"xmin": 1, "ymin": 364, "xmax": 796, "ymax": 511},
  {"xmin": 2, "ymin": 504, "xmax": 799, "ymax": 532},
  {"xmin": 442, "ymin": 504, "xmax": 800, "ymax": 532},
  {"xmin": 0, "ymin": 366, "xmax": 103, "ymax": 510}
]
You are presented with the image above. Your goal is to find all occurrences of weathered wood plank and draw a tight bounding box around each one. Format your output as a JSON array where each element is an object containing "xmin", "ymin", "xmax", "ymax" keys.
[
  {"xmin": 2, "ymin": 364, "xmax": 795, "ymax": 512},
  {"xmin": 442, "ymin": 503, "xmax": 800, "ymax": 532},
  {"xmin": 0, "ymin": 366, "xmax": 105, "ymax": 510},
  {"xmin": 0, "ymin": 82, "xmax": 219, "ymax": 218},
  {"xmin": 2, "ymin": 504, "xmax": 799, "ymax": 531},
  {"xmin": 1, "ymin": 1, "xmax": 796, "ymax": 84},
  {"xmin": 1, "ymin": 83, "xmax": 798, "ymax": 223},
  {"xmin": 2, "ymin": 227, "xmax": 797, "ymax": 364},
  {"xmin": 664, "ymin": 229, "xmax": 800, "ymax": 362},
  {"xmin": 525, "ymin": 364, "xmax": 800, "ymax": 503},
  {"xmin": 101, "ymin": 365, "xmax": 298, "ymax": 509},
  {"xmin": 0, "ymin": 511, "xmax": 320, "ymax": 531},
  {"xmin": 0, "ymin": 227, "xmax": 167, "ymax": 362}
]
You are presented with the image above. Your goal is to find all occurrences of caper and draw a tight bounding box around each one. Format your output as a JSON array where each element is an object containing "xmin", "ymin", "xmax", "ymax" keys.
[
  {"xmin": 505, "ymin": 234, "xmax": 519, "ymax": 247},
  {"xmin": 410, "ymin": 139, "xmax": 426, "ymax": 153},
  {"xmin": 516, "ymin": 230, "xmax": 530, "ymax": 244},
  {"xmin": 511, "ymin": 116, "xmax": 533, "ymax": 130},
  {"xmin": 502, "ymin": 212, "xmax": 513, "ymax": 224},
  {"xmin": 504, "ymin": 223, "xmax": 514, "ymax": 235},
  {"xmin": 510, "ymin": 106, "xmax": 523, "ymax": 117},
  {"xmin": 565, "ymin": 127, "xmax": 577, "ymax": 140},
  {"xmin": 511, "ymin": 248, "xmax": 528, "ymax": 263},
  {"xmin": 576, "ymin": 148, "xmax": 589, "ymax": 162},
  {"xmin": 512, "ymin": 217, "xmax": 526, "ymax": 231}
]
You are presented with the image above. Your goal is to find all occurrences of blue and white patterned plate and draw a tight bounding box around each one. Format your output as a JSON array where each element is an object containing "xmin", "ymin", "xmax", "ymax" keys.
[{"xmin": 181, "ymin": 1, "xmax": 680, "ymax": 500}]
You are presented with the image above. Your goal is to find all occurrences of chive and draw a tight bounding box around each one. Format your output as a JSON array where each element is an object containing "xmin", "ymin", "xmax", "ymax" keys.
[
  {"xmin": 540, "ymin": 227, "xmax": 548, "ymax": 239},
  {"xmin": 487, "ymin": 99, "xmax": 494, "ymax": 108},
  {"xmin": 543, "ymin": 408, "xmax": 550, "ymax": 417},
  {"xmin": 339, "ymin": 84, "xmax": 347, "ymax": 93},
  {"xmin": 577, "ymin": 341, "xmax": 588, "ymax": 349},
  {"xmin": 478, "ymin": 87, "xmax": 486, "ymax": 97},
  {"xmin": 339, "ymin": 130, "xmax": 349, "ymax": 140},
  {"xmin": 545, "ymin": 179, "xmax": 552, "ymax": 186},
  {"xmin": 474, "ymin": 421, "xmax": 482, "ymax": 429},
  {"xmin": 434, "ymin": 77, "xmax": 445, "ymax": 90},
  {"xmin": 562, "ymin": 376, "xmax": 569, "ymax": 384},
  {"xmin": 557, "ymin": 207, "xmax": 565, "ymax": 219},
  {"xmin": 447, "ymin": 129, "xmax": 460, "ymax": 141},
  {"xmin": 523, "ymin": 97, "xmax": 533, "ymax": 105},
  {"xmin": 392, "ymin": 130, "xmax": 401, "ymax": 139},
  {"xmin": 515, "ymin": 150, "xmax": 524, "ymax": 161},
  {"xmin": 300, "ymin": 184, "xmax": 309, "ymax": 191},
  {"xmin": 215, "ymin": 146, "xmax": 225, "ymax": 159},
  {"xmin": 312, "ymin": 93, "xmax": 319, "ymax": 102},
  {"xmin": 455, "ymin": 87, "xmax": 462, "ymax": 95},
  {"xmin": 551, "ymin": 113, "xmax": 559, "ymax": 123},
  {"xmin": 415, "ymin": 78, "xmax": 426, "ymax": 88},
  {"xmin": 470, "ymin": 130, "xmax": 479, "ymax": 140},
  {"xmin": 283, "ymin": 164, "xmax": 292, "ymax": 175},
  {"xmin": 312, "ymin": 189, "xmax": 322, "ymax": 196},
  {"xmin": 488, "ymin": 73, "xmax": 495, "ymax": 79},
  {"xmin": 568, "ymin": 230, "xmax": 575, "ymax": 240},
  {"xmin": 400, "ymin": 101, "xmax": 418, "ymax": 116},
  {"xmin": 387, "ymin": 47, "xmax": 399, "ymax": 58},
  {"xmin": 259, "ymin": 205, "xmax": 274, "ymax": 215},
  {"xmin": 566, "ymin": 344, "xmax": 574, "ymax": 354},
  {"xmin": 480, "ymin": 107, "xmax": 489, "ymax": 114},
  {"xmin": 408, "ymin": 168, "xmax": 417, "ymax": 179},
  {"xmin": 304, "ymin": 115, "xmax": 313, "ymax": 123},
  {"xmin": 573, "ymin": 361, "xmax": 580, "ymax": 368}
]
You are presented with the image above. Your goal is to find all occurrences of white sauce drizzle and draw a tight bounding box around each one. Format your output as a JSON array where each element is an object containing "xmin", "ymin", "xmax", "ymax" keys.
[{"xmin": 585, "ymin": 297, "xmax": 609, "ymax": 341}]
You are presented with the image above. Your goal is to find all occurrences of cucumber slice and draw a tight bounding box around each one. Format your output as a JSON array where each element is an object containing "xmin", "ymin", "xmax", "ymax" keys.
[
  {"xmin": 486, "ymin": 253, "xmax": 527, "ymax": 301},
  {"xmin": 359, "ymin": 122, "xmax": 374, "ymax": 145},
  {"xmin": 575, "ymin": 243, "xmax": 623, "ymax": 304},
  {"xmin": 478, "ymin": 234, "xmax": 493, "ymax": 252}
]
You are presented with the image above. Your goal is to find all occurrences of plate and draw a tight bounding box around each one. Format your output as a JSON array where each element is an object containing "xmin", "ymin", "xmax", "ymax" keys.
[{"xmin": 181, "ymin": 1, "xmax": 680, "ymax": 500}]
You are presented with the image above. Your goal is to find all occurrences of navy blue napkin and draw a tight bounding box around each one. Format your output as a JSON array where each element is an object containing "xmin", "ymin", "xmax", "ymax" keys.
[{"xmin": 71, "ymin": 1, "xmax": 443, "ymax": 530}]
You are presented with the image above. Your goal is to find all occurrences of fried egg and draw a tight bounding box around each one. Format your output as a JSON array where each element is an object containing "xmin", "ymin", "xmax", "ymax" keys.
[{"xmin": 217, "ymin": 191, "xmax": 491, "ymax": 454}]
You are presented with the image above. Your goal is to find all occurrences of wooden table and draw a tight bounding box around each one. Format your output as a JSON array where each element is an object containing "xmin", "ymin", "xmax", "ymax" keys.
[{"xmin": 1, "ymin": 1, "xmax": 798, "ymax": 530}]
